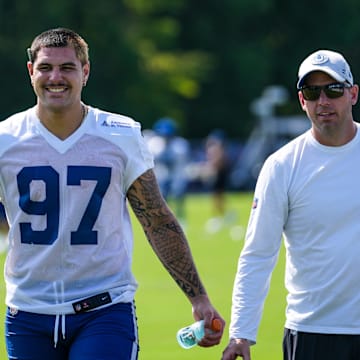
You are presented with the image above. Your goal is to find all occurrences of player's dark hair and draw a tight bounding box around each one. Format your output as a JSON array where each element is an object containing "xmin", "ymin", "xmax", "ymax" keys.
[{"xmin": 27, "ymin": 27, "xmax": 89, "ymax": 65}]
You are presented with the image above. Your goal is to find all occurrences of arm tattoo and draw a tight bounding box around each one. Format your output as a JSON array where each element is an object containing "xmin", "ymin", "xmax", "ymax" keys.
[{"xmin": 127, "ymin": 170, "xmax": 206, "ymax": 298}]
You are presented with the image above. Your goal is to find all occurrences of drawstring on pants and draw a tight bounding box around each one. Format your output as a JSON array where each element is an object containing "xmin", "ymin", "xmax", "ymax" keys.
[
  {"xmin": 53, "ymin": 314, "xmax": 66, "ymax": 348},
  {"xmin": 53, "ymin": 281, "xmax": 66, "ymax": 348}
]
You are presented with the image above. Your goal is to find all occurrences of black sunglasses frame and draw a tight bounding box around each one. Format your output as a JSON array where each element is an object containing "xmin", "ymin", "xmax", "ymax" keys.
[{"xmin": 299, "ymin": 83, "xmax": 352, "ymax": 101}]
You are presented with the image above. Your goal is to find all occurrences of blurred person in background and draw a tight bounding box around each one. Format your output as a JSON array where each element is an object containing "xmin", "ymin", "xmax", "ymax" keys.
[
  {"xmin": 222, "ymin": 49, "xmax": 360, "ymax": 360},
  {"xmin": 145, "ymin": 117, "xmax": 190, "ymax": 225},
  {"xmin": 202, "ymin": 130, "xmax": 233, "ymax": 233}
]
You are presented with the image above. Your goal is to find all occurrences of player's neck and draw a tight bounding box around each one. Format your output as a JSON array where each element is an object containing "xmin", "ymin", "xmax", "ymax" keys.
[{"xmin": 36, "ymin": 103, "xmax": 88, "ymax": 140}]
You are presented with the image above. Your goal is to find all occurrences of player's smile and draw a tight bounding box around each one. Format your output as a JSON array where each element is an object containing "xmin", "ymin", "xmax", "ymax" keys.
[
  {"xmin": 42, "ymin": 83, "xmax": 71, "ymax": 106},
  {"xmin": 46, "ymin": 86, "xmax": 68, "ymax": 93}
]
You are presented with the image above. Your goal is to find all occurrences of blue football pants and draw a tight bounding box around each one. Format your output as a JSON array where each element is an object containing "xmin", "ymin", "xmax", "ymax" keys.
[{"xmin": 5, "ymin": 302, "xmax": 139, "ymax": 360}]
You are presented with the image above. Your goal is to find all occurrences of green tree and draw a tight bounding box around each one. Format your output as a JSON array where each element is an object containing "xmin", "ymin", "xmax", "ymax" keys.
[{"xmin": 2, "ymin": 0, "xmax": 360, "ymax": 139}]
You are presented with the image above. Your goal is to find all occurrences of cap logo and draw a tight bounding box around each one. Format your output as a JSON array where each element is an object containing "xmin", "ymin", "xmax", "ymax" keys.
[{"xmin": 311, "ymin": 53, "xmax": 329, "ymax": 65}]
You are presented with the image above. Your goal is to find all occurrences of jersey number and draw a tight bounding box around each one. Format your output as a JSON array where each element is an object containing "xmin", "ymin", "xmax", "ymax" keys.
[{"xmin": 17, "ymin": 166, "xmax": 111, "ymax": 245}]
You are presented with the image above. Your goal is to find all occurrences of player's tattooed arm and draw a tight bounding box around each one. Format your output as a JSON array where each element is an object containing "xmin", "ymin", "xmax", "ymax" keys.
[{"xmin": 127, "ymin": 169, "xmax": 207, "ymax": 299}]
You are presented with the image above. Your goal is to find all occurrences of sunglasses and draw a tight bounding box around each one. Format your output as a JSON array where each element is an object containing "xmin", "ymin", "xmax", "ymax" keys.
[{"xmin": 299, "ymin": 83, "xmax": 352, "ymax": 101}]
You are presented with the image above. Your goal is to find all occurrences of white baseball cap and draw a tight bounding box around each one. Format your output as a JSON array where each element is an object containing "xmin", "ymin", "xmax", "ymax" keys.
[{"xmin": 297, "ymin": 49, "xmax": 353, "ymax": 89}]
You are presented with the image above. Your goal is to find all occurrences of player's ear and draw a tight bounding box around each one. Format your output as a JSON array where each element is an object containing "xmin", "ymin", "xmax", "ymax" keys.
[
  {"xmin": 82, "ymin": 62, "xmax": 90, "ymax": 87},
  {"xmin": 298, "ymin": 90, "xmax": 307, "ymax": 111},
  {"xmin": 350, "ymin": 84, "xmax": 359, "ymax": 106},
  {"xmin": 27, "ymin": 61, "xmax": 34, "ymax": 78}
]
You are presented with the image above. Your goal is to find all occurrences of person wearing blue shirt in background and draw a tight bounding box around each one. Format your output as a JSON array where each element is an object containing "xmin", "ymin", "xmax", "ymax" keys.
[{"xmin": 146, "ymin": 117, "xmax": 190, "ymax": 224}]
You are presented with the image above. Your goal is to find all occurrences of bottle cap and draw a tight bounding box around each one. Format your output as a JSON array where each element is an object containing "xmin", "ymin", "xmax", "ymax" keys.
[{"xmin": 211, "ymin": 318, "xmax": 222, "ymax": 332}]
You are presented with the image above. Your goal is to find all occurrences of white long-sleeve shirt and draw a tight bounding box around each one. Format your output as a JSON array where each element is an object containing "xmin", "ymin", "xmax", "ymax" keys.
[{"xmin": 230, "ymin": 123, "xmax": 360, "ymax": 343}]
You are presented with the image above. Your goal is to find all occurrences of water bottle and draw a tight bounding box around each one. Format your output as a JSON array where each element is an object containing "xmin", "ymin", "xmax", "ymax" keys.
[
  {"xmin": 176, "ymin": 319, "xmax": 222, "ymax": 349},
  {"xmin": 177, "ymin": 320, "xmax": 205, "ymax": 349}
]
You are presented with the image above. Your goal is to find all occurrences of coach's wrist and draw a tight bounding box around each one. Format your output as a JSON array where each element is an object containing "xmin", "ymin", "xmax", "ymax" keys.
[{"xmin": 231, "ymin": 337, "xmax": 256, "ymax": 346}]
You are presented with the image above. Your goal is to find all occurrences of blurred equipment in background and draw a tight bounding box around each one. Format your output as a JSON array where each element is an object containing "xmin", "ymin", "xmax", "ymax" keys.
[{"xmin": 230, "ymin": 85, "xmax": 310, "ymax": 189}]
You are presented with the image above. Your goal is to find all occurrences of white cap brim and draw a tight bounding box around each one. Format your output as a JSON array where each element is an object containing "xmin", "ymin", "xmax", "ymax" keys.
[{"xmin": 297, "ymin": 66, "xmax": 346, "ymax": 88}]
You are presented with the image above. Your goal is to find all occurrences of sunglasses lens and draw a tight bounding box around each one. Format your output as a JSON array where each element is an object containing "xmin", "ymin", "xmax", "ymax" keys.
[
  {"xmin": 301, "ymin": 84, "xmax": 347, "ymax": 101},
  {"xmin": 302, "ymin": 87, "xmax": 320, "ymax": 101},
  {"xmin": 325, "ymin": 86, "xmax": 345, "ymax": 99}
]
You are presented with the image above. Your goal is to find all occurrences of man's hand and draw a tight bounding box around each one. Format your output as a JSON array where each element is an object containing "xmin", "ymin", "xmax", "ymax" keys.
[
  {"xmin": 191, "ymin": 294, "xmax": 225, "ymax": 347},
  {"xmin": 221, "ymin": 338, "xmax": 251, "ymax": 360}
]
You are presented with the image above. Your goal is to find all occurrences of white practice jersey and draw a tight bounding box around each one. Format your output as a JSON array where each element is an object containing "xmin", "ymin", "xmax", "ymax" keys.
[
  {"xmin": 230, "ymin": 123, "xmax": 360, "ymax": 342},
  {"xmin": 0, "ymin": 106, "xmax": 154, "ymax": 314}
]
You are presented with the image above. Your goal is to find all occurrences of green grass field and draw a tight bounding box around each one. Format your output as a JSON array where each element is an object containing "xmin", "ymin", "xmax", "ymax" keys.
[{"xmin": 0, "ymin": 192, "xmax": 286, "ymax": 359}]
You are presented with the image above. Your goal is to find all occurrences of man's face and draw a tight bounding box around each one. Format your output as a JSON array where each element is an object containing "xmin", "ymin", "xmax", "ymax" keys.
[
  {"xmin": 27, "ymin": 46, "xmax": 90, "ymax": 112},
  {"xmin": 298, "ymin": 71, "xmax": 358, "ymax": 145}
]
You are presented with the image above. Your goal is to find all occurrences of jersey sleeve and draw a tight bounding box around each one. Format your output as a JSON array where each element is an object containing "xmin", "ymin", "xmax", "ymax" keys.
[
  {"xmin": 94, "ymin": 110, "xmax": 154, "ymax": 192},
  {"xmin": 124, "ymin": 124, "xmax": 154, "ymax": 190}
]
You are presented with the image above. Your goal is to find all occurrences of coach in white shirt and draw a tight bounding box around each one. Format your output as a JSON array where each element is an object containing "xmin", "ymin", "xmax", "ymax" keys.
[{"xmin": 222, "ymin": 49, "xmax": 360, "ymax": 360}]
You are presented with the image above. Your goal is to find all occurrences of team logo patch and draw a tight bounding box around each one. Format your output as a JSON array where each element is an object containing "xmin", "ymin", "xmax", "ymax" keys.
[
  {"xmin": 252, "ymin": 197, "xmax": 258, "ymax": 209},
  {"xmin": 9, "ymin": 307, "xmax": 18, "ymax": 316},
  {"xmin": 74, "ymin": 304, "xmax": 82, "ymax": 312},
  {"xmin": 101, "ymin": 117, "xmax": 138, "ymax": 129},
  {"xmin": 311, "ymin": 53, "xmax": 329, "ymax": 65}
]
